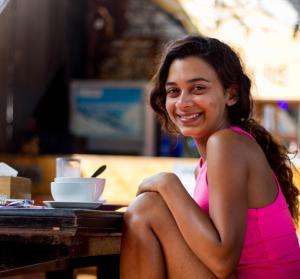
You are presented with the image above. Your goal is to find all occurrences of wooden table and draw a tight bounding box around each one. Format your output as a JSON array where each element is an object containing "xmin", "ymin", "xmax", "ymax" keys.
[{"xmin": 0, "ymin": 207, "xmax": 124, "ymax": 278}]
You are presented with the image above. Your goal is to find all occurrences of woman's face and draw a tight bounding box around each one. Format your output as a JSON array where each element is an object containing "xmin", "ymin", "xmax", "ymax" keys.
[{"xmin": 165, "ymin": 56, "xmax": 236, "ymax": 143}]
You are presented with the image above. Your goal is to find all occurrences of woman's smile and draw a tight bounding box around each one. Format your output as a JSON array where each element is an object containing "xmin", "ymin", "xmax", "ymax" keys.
[
  {"xmin": 177, "ymin": 112, "xmax": 203, "ymax": 124},
  {"xmin": 165, "ymin": 56, "xmax": 233, "ymax": 141}
]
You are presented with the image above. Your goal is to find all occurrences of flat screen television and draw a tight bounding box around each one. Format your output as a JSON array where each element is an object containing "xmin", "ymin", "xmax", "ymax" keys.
[{"xmin": 69, "ymin": 80, "xmax": 156, "ymax": 155}]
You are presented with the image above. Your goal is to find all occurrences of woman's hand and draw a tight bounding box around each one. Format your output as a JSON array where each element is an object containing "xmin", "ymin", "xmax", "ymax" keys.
[{"xmin": 136, "ymin": 172, "xmax": 180, "ymax": 196}]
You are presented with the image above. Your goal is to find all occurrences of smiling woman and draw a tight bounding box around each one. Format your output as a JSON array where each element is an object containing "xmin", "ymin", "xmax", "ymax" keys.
[
  {"xmin": 164, "ymin": 56, "xmax": 236, "ymax": 141},
  {"xmin": 120, "ymin": 35, "xmax": 300, "ymax": 279}
]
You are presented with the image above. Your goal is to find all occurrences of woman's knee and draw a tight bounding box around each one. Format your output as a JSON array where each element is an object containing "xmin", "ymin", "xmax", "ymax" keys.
[{"xmin": 123, "ymin": 192, "xmax": 165, "ymax": 230}]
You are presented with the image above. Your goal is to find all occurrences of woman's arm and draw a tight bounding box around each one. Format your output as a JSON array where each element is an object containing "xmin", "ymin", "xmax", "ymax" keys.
[{"xmin": 137, "ymin": 130, "xmax": 249, "ymax": 278}]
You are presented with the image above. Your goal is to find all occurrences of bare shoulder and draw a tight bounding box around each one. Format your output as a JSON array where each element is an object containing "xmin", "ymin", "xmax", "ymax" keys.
[
  {"xmin": 206, "ymin": 128, "xmax": 260, "ymax": 166},
  {"xmin": 206, "ymin": 129, "xmax": 251, "ymax": 202},
  {"xmin": 208, "ymin": 127, "xmax": 254, "ymax": 144},
  {"xmin": 207, "ymin": 128, "xmax": 239, "ymax": 145},
  {"xmin": 207, "ymin": 128, "xmax": 252, "ymax": 151},
  {"xmin": 207, "ymin": 129, "xmax": 277, "ymax": 209}
]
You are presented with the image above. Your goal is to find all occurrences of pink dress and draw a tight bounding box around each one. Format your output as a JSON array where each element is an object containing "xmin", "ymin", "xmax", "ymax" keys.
[{"xmin": 193, "ymin": 127, "xmax": 300, "ymax": 278}]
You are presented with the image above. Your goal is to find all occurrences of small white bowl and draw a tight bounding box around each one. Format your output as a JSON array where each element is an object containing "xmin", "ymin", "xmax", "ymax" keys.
[{"xmin": 51, "ymin": 179, "xmax": 105, "ymax": 202}]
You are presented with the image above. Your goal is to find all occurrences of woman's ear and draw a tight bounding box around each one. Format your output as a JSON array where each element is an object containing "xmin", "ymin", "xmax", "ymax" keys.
[{"xmin": 225, "ymin": 86, "xmax": 239, "ymax": 106}]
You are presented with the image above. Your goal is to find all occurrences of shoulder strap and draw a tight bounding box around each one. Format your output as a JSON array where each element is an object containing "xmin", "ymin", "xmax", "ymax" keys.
[{"xmin": 230, "ymin": 126, "xmax": 255, "ymax": 140}]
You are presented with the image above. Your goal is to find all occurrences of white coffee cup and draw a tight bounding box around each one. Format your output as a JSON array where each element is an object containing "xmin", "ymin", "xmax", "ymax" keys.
[
  {"xmin": 54, "ymin": 177, "xmax": 105, "ymax": 190},
  {"xmin": 51, "ymin": 178, "xmax": 105, "ymax": 202}
]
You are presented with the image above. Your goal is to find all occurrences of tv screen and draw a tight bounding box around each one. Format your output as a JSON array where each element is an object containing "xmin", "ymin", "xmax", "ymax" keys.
[{"xmin": 70, "ymin": 80, "xmax": 155, "ymax": 155}]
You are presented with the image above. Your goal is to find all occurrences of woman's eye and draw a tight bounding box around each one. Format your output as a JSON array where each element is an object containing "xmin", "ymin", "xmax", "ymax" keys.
[
  {"xmin": 166, "ymin": 88, "xmax": 180, "ymax": 96},
  {"xmin": 193, "ymin": 85, "xmax": 206, "ymax": 92}
]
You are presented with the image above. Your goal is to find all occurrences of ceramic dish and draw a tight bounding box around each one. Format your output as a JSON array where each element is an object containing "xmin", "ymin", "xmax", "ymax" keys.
[{"xmin": 43, "ymin": 200, "xmax": 127, "ymax": 211}]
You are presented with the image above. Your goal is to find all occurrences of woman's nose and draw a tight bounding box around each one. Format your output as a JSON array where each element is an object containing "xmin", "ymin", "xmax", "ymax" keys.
[{"xmin": 177, "ymin": 91, "xmax": 193, "ymax": 108}]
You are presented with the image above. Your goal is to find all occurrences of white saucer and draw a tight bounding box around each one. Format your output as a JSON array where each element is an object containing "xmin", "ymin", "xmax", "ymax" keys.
[{"xmin": 43, "ymin": 200, "xmax": 105, "ymax": 209}]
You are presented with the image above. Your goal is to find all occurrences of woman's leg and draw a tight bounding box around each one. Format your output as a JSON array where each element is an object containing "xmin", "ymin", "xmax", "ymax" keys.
[{"xmin": 120, "ymin": 192, "xmax": 218, "ymax": 279}]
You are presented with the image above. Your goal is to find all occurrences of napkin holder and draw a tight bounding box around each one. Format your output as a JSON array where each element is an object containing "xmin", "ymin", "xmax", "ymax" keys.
[{"xmin": 0, "ymin": 176, "xmax": 32, "ymax": 199}]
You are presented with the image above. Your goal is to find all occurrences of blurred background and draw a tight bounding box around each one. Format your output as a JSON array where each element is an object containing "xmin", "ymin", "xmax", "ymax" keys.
[
  {"xmin": 0, "ymin": 1, "xmax": 300, "ymax": 278},
  {"xmin": 0, "ymin": 0, "xmax": 299, "ymax": 158},
  {"xmin": 0, "ymin": 0, "xmax": 300, "ymax": 201}
]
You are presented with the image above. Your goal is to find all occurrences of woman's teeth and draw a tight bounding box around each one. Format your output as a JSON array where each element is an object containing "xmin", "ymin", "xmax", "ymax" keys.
[{"xmin": 180, "ymin": 113, "xmax": 201, "ymax": 120}]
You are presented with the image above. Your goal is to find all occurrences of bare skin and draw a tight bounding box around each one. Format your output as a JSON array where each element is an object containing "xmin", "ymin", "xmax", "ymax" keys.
[
  {"xmin": 120, "ymin": 56, "xmax": 278, "ymax": 279},
  {"xmin": 120, "ymin": 131, "xmax": 277, "ymax": 278},
  {"xmin": 120, "ymin": 192, "xmax": 218, "ymax": 279}
]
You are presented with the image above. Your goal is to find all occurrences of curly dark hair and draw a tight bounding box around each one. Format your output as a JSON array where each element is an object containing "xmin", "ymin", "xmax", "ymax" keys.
[{"xmin": 149, "ymin": 35, "xmax": 299, "ymax": 225}]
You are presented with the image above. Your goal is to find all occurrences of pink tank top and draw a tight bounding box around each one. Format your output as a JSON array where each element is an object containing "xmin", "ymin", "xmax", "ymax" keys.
[{"xmin": 193, "ymin": 126, "xmax": 300, "ymax": 278}]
